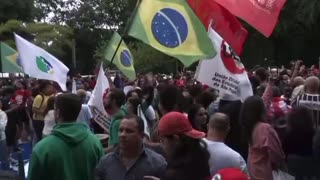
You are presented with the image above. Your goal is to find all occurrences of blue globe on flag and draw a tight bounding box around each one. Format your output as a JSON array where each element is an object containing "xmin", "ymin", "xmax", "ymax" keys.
[
  {"xmin": 151, "ymin": 8, "xmax": 188, "ymax": 48},
  {"xmin": 36, "ymin": 56, "xmax": 54, "ymax": 74},
  {"xmin": 120, "ymin": 50, "xmax": 132, "ymax": 67}
]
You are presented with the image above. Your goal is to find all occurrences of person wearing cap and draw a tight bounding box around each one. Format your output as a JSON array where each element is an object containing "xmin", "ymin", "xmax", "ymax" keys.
[
  {"xmin": 146, "ymin": 112, "xmax": 211, "ymax": 180},
  {"xmin": 204, "ymin": 113, "xmax": 247, "ymax": 175}
]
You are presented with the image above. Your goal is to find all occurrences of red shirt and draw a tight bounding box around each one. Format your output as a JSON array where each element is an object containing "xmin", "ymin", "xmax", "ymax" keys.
[{"xmin": 10, "ymin": 89, "xmax": 30, "ymax": 105}]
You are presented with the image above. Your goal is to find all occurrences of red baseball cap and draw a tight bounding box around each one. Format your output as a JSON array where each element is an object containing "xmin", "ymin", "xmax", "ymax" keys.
[
  {"xmin": 212, "ymin": 168, "xmax": 249, "ymax": 180},
  {"xmin": 158, "ymin": 112, "xmax": 205, "ymax": 139}
]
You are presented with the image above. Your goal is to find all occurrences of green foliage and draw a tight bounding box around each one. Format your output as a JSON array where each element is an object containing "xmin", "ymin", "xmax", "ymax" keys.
[
  {"xmin": 0, "ymin": 0, "xmax": 35, "ymax": 23},
  {"xmin": 1, "ymin": 0, "xmax": 320, "ymax": 73},
  {"xmin": 241, "ymin": 0, "xmax": 320, "ymax": 68},
  {"xmin": 0, "ymin": 19, "xmax": 73, "ymax": 65},
  {"xmin": 129, "ymin": 41, "xmax": 177, "ymax": 74},
  {"xmin": 95, "ymin": 38, "xmax": 177, "ymax": 73},
  {"xmin": 35, "ymin": 0, "xmax": 136, "ymax": 73}
]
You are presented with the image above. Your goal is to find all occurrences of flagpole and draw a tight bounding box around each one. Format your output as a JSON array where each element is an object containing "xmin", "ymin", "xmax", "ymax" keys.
[{"xmin": 108, "ymin": 0, "xmax": 141, "ymax": 67}]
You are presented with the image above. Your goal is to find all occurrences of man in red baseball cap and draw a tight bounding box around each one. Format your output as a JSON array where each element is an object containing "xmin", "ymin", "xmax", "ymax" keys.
[
  {"xmin": 155, "ymin": 112, "xmax": 211, "ymax": 180},
  {"xmin": 158, "ymin": 111, "xmax": 206, "ymax": 139}
]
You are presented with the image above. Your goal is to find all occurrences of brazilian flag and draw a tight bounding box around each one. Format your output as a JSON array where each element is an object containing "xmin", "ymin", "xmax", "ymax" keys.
[
  {"xmin": 105, "ymin": 32, "xmax": 136, "ymax": 81},
  {"xmin": 0, "ymin": 42, "xmax": 23, "ymax": 73},
  {"xmin": 128, "ymin": 0, "xmax": 216, "ymax": 67}
]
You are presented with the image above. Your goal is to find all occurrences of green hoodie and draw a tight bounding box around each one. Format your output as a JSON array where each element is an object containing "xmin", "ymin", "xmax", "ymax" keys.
[
  {"xmin": 28, "ymin": 123, "xmax": 104, "ymax": 180},
  {"xmin": 108, "ymin": 106, "xmax": 127, "ymax": 146}
]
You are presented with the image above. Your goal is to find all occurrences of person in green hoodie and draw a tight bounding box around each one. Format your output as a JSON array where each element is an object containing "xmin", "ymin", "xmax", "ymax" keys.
[{"xmin": 28, "ymin": 93, "xmax": 104, "ymax": 180}]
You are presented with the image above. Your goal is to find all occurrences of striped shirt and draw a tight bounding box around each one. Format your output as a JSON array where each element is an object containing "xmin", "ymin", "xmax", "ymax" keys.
[{"xmin": 292, "ymin": 93, "xmax": 320, "ymax": 128}]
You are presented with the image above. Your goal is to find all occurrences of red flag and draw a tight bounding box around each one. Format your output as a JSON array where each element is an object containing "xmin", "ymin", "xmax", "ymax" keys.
[
  {"xmin": 214, "ymin": 0, "xmax": 287, "ymax": 37},
  {"xmin": 187, "ymin": 0, "xmax": 248, "ymax": 55}
]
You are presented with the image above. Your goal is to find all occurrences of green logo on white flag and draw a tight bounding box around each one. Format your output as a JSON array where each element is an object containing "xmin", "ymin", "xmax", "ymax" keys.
[{"xmin": 36, "ymin": 56, "xmax": 54, "ymax": 74}]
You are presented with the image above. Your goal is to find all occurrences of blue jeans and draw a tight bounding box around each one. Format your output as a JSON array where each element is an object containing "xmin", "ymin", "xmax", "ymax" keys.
[{"xmin": 0, "ymin": 139, "xmax": 10, "ymax": 170}]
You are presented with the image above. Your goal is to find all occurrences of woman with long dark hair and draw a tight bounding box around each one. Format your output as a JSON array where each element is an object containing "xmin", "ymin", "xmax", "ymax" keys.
[
  {"xmin": 240, "ymin": 95, "xmax": 285, "ymax": 180},
  {"xmin": 188, "ymin": 104, "xmax": 208, "ymax": 132},
  {"xmin": 145, "ymin": 112, "xmax": 211, "ymax": 180}
]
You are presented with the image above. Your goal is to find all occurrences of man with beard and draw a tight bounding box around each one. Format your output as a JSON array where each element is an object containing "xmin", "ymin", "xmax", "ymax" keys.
[{"xmin": 104, "ymin": 88, "xmax": 127, "ymax": 151}]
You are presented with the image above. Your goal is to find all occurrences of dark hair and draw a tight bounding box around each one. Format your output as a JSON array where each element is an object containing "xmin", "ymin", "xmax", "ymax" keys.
[
  {"xmin": 38, "ymin": 80, "xmax": 52, "ymax": 92},
  {"xmin": 196, "ymin": 91, "xmax": 215, "ymax": 109},
  {"xmin": 255, "ymin": 68, "xmax": 268, "ymax": 82},
  {"xmin": 287, "ymin": 106, "xmax": 314, "ymax": 133},
  {"xmin": 178, "ymin": 95, "xmax": 194, "ymax": 113},
  {"xmin": 164, "ymin": 135, "xmax": 210, "ymax": 180},
  {"xmin": 55, "ymin": 93, "xmax": 82, "ymax": 122},
  {"xmin": 188, "ymin": 104, "xmax": 206, "ymax": 131},
  {"xmin": 44, "ymin": 96, "xmax": 55, "ymax": 116},
  {"xmin": 3, "ymin": 87, "xmax": 15, "ymax": 96},
  {"xmin": 187, "ymin": 84, "xmax": 202, "ymax": 98},
  {"xmin": 127, "ymin": 97, "xmax": 141, "ymax": 115},
  {"xmin": 123, "ymin": 114, "xmax": 144, "ymax": 133},
  {"xmin": 126, "ymin": 90, "xmax": 135, "ymax": 100},
  {"xmin": 109, "ymin": 88, "xmax": 126, "ymax": 108},
  {"xmin": 272, "ymin": 86, "xmax": 281, "ymax": 97},
  {"xmin": 239, "ymin": 96, "xmax": 266, "ymax": 143},
  {"xmin": 159, "ymin": 84, "xmax": 181, "ymax": 113},
  {"xmin": 141, "ymin": 84, "xmax": 154, "ymax": 96},
  {"xmin": 218, "ymin": 100, "xmax": 248, "ymax": 159}
]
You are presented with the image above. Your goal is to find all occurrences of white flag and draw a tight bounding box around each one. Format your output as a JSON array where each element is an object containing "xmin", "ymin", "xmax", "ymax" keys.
[
  {"xmin": 137, "ymin": 105, "xmax": 150, "ymax": 138},
  {"xmin": 14, "ymin": 34, "xmax": 69, "ymax": 91},
  {"xmin": 72, "ymin": 79, "xmax": 77, "ymax": 94},
  {"xmin": 88, "ymin": 64, "xmax": 111, "ymax": 132},
  {"xmin": 195, "ymin": 27, "xmax": 253, "ymax": 102}
]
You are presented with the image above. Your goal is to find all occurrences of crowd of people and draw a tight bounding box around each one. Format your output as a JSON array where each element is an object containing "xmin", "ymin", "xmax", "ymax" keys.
[{"xmin": 0, "ymin": 60, "xmax": 320, "ymax": 179}]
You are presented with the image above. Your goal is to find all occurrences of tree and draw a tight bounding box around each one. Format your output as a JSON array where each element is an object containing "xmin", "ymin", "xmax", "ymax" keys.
[
  {"xmin": 35, "ymin": 0, "xmax": 137, "ymax": 74},
  {"xmin": 0, "ymin": 0, "xmax": 35, "ymax": 23},
  {"xmin": 0, "ymin": 20, "xmax": 74, "ymax": 66},
  {"xmin": 95, "ymin": 39, "xmax": 178, "ymax": 74},
  {"xmin": 241, "ymin": 0, "xmax": 320, "ymax": 68}
]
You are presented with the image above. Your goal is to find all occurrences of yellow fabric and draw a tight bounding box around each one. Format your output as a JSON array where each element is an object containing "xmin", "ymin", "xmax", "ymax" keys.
[{"xmin": 32, "ymin": 94, "xmax": 50, "ymax": 120}]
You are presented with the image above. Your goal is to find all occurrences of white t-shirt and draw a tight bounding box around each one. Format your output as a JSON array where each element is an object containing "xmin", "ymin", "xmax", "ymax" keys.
[
  {"xmin": 43, "ymin": 110, "xmax": 56, "ymax": 136},
  {"xmin": 77, "ymin": 104, "xmax": 93, "ymax": 127},
  {"xmin": 203, "ymin": 138, "xmax": 247, "ymax": 175},
  {"xmin": 0, "ymin": 110, "xmax": 8, "ymax": 141},
  {"xmin": 144, "ymin": 106, "xmax": 156, "ymax": 121}
]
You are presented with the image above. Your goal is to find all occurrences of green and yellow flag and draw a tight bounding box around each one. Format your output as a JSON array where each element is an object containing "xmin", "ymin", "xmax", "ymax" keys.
[
  {"xmin": 105, "ymin": 32, "xmax": 136, "ymax": 81},
  {"xmin": 0, "ymin": 42, "xmax": 23, "ymax": 73},
  {"xmin": 128, "ymin": 0, "xmax": 216, "ymax": 67}
]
